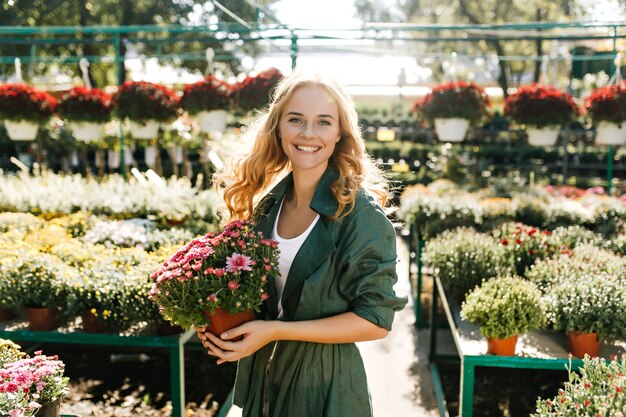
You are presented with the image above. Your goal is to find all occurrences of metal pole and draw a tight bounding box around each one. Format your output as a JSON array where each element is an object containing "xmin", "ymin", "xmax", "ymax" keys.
[
  {"xmin": 607, "ymin": 145, "xmax": 614, "ymax": 195},
  {"xmin": 290, "ymin": 32, "xmax": 298, "ymax": 70},
  {"xmin": 114, "ymin": 33, "xmax": 126, "ymax": 178}
]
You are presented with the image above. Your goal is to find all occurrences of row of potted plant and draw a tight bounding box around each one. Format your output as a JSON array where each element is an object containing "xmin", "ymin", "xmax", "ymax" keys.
[
  {"xmin": 0, "ymin": 212, "xmax": 196, "ymax": 333},
  {"xmin": 423, "ymin": 223, "xmax": 626, "ymax": 357},
  {"xmin": 0, "ymin": 339, "xmax": 69, "ymax": 417},
  {"xmin": 398, "ymin": 180, "xmax": 626, "ymax": 239},
  {"xmin": 0, "ymin": 68, "xmax": 283, "ymax": 141},
  {"xmin": 414, "ymin": 81, "xmax": 626, "ymax": 146},
  {"xmin": 0, "ymin": 171, "xmax": 220, "ymax": 227}
]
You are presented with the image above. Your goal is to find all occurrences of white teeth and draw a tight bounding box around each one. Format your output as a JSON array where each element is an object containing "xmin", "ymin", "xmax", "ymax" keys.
[{"xmin": 295, "ymin": 145, "xmax": 320, "ymax": 152}]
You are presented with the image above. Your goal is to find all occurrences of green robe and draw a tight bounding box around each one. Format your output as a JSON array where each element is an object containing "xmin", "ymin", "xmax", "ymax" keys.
[{"xmin": 234, "ymin": 167, "xmax": 408, "ymax": 417}]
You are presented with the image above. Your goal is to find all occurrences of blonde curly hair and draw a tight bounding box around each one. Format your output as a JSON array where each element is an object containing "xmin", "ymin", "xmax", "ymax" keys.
[{"xmin": 218, "ymin": 72, "xmax": 389, "ymax": 222}]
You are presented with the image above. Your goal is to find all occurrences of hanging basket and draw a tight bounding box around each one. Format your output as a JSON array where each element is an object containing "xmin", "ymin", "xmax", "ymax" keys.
[
  {"xmin": 196, "ymin": 110, "xmax": 228, "ymax": 134},
  {"xmin": 128, "ymin": 119, "xmax": 160, "ymax": 140},
  {"xmin": 595, "ymin": 121, "xmax": 626, "ymax": 146},
  {"xmin": 434, "ymin": 118, "xmax": 470, "ymax": 142},
  {"xmin": 4, "ymin": 120, "xmax": 39, "ymax": 141},
  {"xmin": 526, "ymin": 126, "xmax": 560, "ymax": 147},
  {"xmin": 68, "ymin": 121, "xmax": 105, "ymax": 142}
]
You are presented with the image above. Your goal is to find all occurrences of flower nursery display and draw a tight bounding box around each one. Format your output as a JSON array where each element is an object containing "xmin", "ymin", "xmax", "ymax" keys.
[
  {"xmin": 233, "ymin": 67, "xmax": 283, "ymax": 114},
  {"xmin": 113, "ymin": 81, "xmax": 181, "ymax": 139},
  {"xmin": 149, "ymin": 220, "xmax": 280, "ymax": 333},
  {"xmin": 532, "ymin": 354, "xmax": 626, "ymax": 416},
  {"xmin": 504, "ymin": 84, "xmax": 580, "ymax": 146},
  {"xmin": 584, "ymin": 81, "xmax": 626, "ymax": 145},
  {"xmin": 493, "ymin": 222, "xmax": 556, "ymax": 276},
  {"xmin": 461, "ymin": 275, "xmax": 546, "ymax": 355},
  {"xmin": 416, "ymin": 81, "xmax": 490, "ymax": 141},
  {"xmin": 0, "ymin": 83, "xmax": 57, "ymax": 141},
  {"xmin": 182, "ymin": 76, "xmax": 232, "ymax": 133},
  {"xmin": 57, "ymin": 86, "xmax": 113, "ymax": 142}
]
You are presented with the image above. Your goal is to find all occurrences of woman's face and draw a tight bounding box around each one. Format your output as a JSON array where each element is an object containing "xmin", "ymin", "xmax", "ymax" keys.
[{"xmin": 278, "ymin": 85, "xmax": 341, "ymax": 176}]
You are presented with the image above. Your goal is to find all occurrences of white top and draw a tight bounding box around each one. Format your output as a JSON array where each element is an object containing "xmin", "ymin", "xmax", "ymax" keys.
[{"xmin": 272, "ymin": 197, "xmax": 320, "ymax": 318}]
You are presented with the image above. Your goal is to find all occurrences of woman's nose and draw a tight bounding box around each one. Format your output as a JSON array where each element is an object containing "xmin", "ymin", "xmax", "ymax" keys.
[{"xmin": 301, "ymin": 122, "xmax": 315, "ymax": 138}]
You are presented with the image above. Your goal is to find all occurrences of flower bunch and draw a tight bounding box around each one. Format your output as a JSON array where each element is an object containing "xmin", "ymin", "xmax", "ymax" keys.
[
  {"xmin": 0, "ymin": 339, "xmax": 24, "ymax": 367},
  {"xmin": 0, "ymin": 83, "xmax": 57, "ymax": 124},
  {"xmin": 113, "ymin": 81, "xmax": 180, "ymax": 123},
  {"xmin": 532, "ymin": 354, "xmax": 626, "ymax": 417},
  {"xmin": 493, "ymin": 223, "xmax": 556, "ymax": 276},
  {"xmin": 234, "ymin": 68, "xmax": 283, "ymax": 113},
  {"xmin": 417, "ymin": 81, "xmax": 490, "ymax": 125},
  {"xmin": 584, "ymin": 81, "xmax": 626, "ymax": 125},
  {"xmin": 182, "ymin": 76, "xmax": 232, "ymax": 115},
  {"xmin": 149, "ymin": 220, "xmax": 280, "ymax": 330},
  {"xmin": 57, "ymin": 87, "xmax": 113, "ymax": 123},
  {"xmin": 461, "ymin": 275, "xmax": 546, "ymax": 339},
  {"xmin": 504, "ymin": 84, "xmax": 580, "ymax": 128},
  {"xmin": 0, "ymin": 350, "xmax": 69, "ymax": 417}
]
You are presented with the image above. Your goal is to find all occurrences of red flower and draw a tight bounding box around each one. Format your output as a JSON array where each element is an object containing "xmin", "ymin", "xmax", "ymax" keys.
[
  {"xmin": 0, "ymin": 83, "xmax": 57, "ymax": 123},
  {"xmin": 505, "ymin": 84, "xmax": 579, "ymax": 128},
  {"xmin": 113, "ymin": 81, "xmax": 180, "ymax": 122},
  {"xmin": 233, "ymin": 68, "xmax": 283, "ymax": 113},
  {"xmin": 417, "ymin": 81, "xmax": 490, "ymax": 124},
  {"xmin": 584, "ymin": 81, "xmax": 626, "ymax": 124}
]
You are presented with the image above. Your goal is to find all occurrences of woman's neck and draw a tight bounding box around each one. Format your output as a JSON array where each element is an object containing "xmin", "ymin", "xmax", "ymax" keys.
[{"xmin": 289, "ymin": 164, "xmax": 327, "ymax": 209}]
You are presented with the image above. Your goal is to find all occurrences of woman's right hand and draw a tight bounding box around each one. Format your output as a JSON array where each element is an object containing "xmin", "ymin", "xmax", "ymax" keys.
[{"xmin": 195, "ymin": 325, "xmax": 227, "ymax": 358}]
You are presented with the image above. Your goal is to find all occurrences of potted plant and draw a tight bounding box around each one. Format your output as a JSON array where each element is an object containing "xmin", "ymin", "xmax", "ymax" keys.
[
  {"xmin": 504, "ymin": 84, "xmax": 580, "ymax": 146},
  {"xmin": 417, "ymin": 81, "xmax": 490, "ymax": 142},
  {"xmin": 149, "ymin": 220, "xmax": 280, "ymax": 335},
  {"xmin": 182, "ymin": 76, "xmax": 232, "ymax": 133},
  {"xmin": 532, "ymin": 354, "xmax": 626, "ymax": 416},
  {"xmin": 233, "ymin": 68, "xmax": 283, "ymax": 115},
  {"xmin": 422, "ymin": 227, "xmax": 511, "ymax": 298},
  {"xmin": 0, "ymin": 83, "xmax": 57, "ymax": 141},
  {"xmin": 461, "ymin": 275, "xmax": 546, "ymax": 356},
  {"xmin": 0, "ymin": 349, "xmax": 69, "ymax": 417},
  {"xmin": 57, "ymin": 86, "xmax": 112, "ymax": 142},
  {"xmin": 0, "ymin": 339, "xmax": 25, "ymax": 366},
  {"xmin": 493, "ymin": 222, "xmax": 556, "ymax": 277},
  {"xmin": 113, "ymin": 81, "xmax": 181, "ymax": 140},
  {"xmin": 584, "ymin": 81, "xmax": 626, "ymax": 145},
  {"xmin": 4, "ymin": 252, "xmax": 70, "ymax": 331},
  {"xmin": 545, "ymin": 272, "xmax": 626, "ymax": 358}
]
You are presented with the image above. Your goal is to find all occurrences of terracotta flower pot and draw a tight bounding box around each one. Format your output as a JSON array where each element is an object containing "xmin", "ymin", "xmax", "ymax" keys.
[
  {"xmin": 487, "ymin": 335, "xmax": 518, "ymax": 356},
  {"xmin": 34, "ymin": 396, "xmax": 61, "ymax": 417},
  {"xmin": 82, "ymin": 311, "xmax": 103, "ymax": 333},
  {"xmin": 0, "ymin": 307, "xmax": 14, "ymax": 321},
  {"xmin": 202, "ymin": 308, "xmax": 254, "ymax": 341},
  {"xmin": 567, "ymin": 331, "xmax": 601, "ymax": 358},
  {"xmin": 24, "ymin": 307, "xmax": 60, "ymax": 331}
]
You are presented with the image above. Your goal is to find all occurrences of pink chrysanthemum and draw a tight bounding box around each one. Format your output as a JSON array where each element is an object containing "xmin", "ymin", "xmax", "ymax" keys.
[{"xmin": 226, "ymin": 253, "xmax": 253, "ymax": 273}]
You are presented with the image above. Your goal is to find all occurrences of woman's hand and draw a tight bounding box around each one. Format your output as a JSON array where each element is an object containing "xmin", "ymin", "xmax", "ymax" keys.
[{"xmin": 195, "ymin": 320, "xmax": 276, "ymax": 365}]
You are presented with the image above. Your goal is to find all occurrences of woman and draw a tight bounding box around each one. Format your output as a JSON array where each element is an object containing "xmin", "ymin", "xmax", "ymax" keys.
[{"xmin": 197, "ymin": 72, "xmax": 407, "ymax": 417}]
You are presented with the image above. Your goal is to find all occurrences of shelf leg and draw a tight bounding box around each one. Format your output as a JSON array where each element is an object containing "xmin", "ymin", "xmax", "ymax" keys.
[
  {"xmin": 170, "ymin": 344, "xmax": 186, "ymax": 417},
  {"xmin": 459, "ymin": 357, "xmax": 476, "ymax": 417}
]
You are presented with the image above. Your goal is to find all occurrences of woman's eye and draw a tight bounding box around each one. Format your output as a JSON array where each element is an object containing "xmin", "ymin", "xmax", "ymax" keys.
[
  {"xmin": 318, "ymin": 120, "xmax": 331, "ymax": 126},
  {"xmin": 288, "ymin": 118, "xmax": 303, "ymax": 124}
]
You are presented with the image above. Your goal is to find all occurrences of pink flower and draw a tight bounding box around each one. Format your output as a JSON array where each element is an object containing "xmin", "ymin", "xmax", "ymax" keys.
[
  {"xmin": 226, "ymin": 253, "xmax": 253, "ymax": 273},
  {"xmin": 228, "ymin": 280, "xmax": 240, "ymax": 291},
  {"xmin": 261, "ymin": 293, "xmax": 269, "ymax": 300},
  {"xmin": 209, "ymin": 294, "xmax": 218, "ymax": 302},
  {"xmin": 213, "ymin": 268, "xmax": 225, "ymax": 277}
]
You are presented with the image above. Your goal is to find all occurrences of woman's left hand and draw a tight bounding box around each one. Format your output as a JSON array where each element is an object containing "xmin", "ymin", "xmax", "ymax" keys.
[{"xmin": 202, "ymin": 320, "xmax": 277, "ymax": 365}]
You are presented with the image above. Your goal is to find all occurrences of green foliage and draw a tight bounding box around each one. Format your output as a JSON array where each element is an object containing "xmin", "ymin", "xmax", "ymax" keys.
[
  {"xmin": 532, "ymin": 354, "xmax": 626, "ymax": 416},
  {"xmin": 547, "ymin": 225, "xmax": 603, "ymax": 249},
  {"xmin": 492, "ymin": 223, "xmax": 556, "ymax": 276},
  {"xmin": 422, "ymin": 227, "xmax": 510, "ymax": 296},
  {"xmin": 545, "ymin": 273, "xmax": 626, "ymax": 338},
  {"xmin": 461, "ymin": 275, "xmax": 546, "ymax": 339},
  {"xmin": 113, "ymin": 81, "xmax": 180, "ymax": 123},
  {"xmin": 57, "ymin": 87, "xmax": 113, "ymax": 123}
]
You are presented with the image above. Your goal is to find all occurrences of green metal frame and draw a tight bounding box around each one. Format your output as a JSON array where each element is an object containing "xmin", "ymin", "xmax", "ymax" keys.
[
  {"xmin": 405, "ymin": 222, "xmax": 427, "ymax": 328},
  {"xmin": 0, "ymin": 325, "xmax": 197, "ymax": 417},
  {"xmin": 427, "ymin": 275, "xmax": 625, "ymax": 417}
]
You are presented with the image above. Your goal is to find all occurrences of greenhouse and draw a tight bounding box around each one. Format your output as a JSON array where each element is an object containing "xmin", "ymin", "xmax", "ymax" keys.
[{"xmin": 0, "ymin": 1, "xmax": 625, "ymax": 417}]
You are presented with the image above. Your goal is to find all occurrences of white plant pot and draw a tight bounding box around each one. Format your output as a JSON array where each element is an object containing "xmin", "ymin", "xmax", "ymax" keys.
[
  {"xmin": 128, "ymin": 119, "xmax": 160, "ymax": 140},
  {"xmin": 196, "ymin": 110, "xmax": 228, "ymax": 133},
  {"xmin": 434, "ymin": 118, "xmax": 469, "ymax": 142},
  {"xmin": 4, "ymin": 120, "xmax": 39, "ymax": 141},
  {"xmin": 595, "ymin": 122, "xmax": 626, "ymax": 146},
  {"xmin": 526, "ymin": 126, "xmax": 560, "ymax": 147},
  {"xmin": 68, "ymin": 121, "xmax": 105, "ymax": 142}
]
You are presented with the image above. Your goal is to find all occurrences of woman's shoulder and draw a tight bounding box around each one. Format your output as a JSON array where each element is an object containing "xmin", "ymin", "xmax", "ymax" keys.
[{"xmin": 339, "ymin": 189, "xmax": 393, "ymax": 232}]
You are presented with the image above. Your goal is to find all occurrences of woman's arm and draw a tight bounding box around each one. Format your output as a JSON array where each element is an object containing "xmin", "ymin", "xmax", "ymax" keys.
[{"xmin": 196, "ymin": 312, "xmax": 388, "ymax": 364}]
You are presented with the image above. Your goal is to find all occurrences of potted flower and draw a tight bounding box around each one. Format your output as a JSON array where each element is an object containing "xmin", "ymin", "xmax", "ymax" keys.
[
  {"xmin": 493, "ymin": 223, "xmax": 556, "ymax": 277},
  {"xmin": 545, "ymin": 272, "xmax": 626, "ymax": 358},
  {"xmin": 504, "ymin": 84, "xmax": 580, "ymax": 146},
  {"xmin": 4, "ymin": 252, "xmax": 70, "ymax": 331},
  {"xmin": 417, "ymin": 81, "xmax": 490, "ymax": 142},
  {"xmin": 461, "ymin": 275, "xmax": 546, "ymax": 356},
  {"xmin": 0, "ymin": 83, "xmax": 57, "ymax": 141},
  {"xmin": 57, "ymin": 86, "xmax": 113, "ymax": 142},
  {"xmin": 182, "ymin": 76, "xmax": 232, "ymax": 133},
  {"xmin": 233, "ymin": 68, "xmax": 283, "ymax": 115},
  {"xmin": 113, "ymin": 81, "xmax": 181, "ymax": 140},
  {"xmin": 422, "ymin": 227, "xmax": 511, "ymax": 298},
  {"xmin": 532, "ymin": 354, "xmax": 626, "ymax": 417},
  {"xmin": 0, "ymin": 339, "xmax": 24, "ymax": 366},
  {"xmin": 0, "ymin": 349, "xmax": 69, "ymax": 417},
  {"xmin": 149, "ymin": 220, "xmax": 280, "ymax": 335},
  {"xmin": 584, "ymin": 81, "xmax": 626, "ymax": 145}
]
